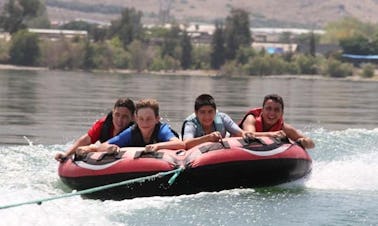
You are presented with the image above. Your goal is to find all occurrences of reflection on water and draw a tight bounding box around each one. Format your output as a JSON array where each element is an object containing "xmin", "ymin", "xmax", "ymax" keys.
[{"xmin": 0, "ymin": 70, "xmax": 377, "ymax": 145}]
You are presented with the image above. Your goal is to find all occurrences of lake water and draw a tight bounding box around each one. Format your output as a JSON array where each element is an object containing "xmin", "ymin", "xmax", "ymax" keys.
[{"xmin": 0, "ymin": 70, "xmax": 377, "ymax": 225}]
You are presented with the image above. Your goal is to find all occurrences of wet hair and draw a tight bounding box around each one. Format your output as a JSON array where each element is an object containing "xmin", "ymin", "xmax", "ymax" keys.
[
  {"xmin": 194, "ymin": 94, "xmax": 217, "ymax": 111},
  {"xmin": 263, "ymin": 94, "xmax": 284, "ymax": 110},
  {"xmin": 114, "ymin": 97, "xmax": 136, "ymax": 114},
  {"xmin": 136, "ymin": 98, "xmax": 159, "ymax": 116}
]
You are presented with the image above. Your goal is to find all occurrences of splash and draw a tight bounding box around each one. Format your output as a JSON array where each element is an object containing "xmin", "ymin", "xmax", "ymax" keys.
[{"xmin": 305, "ymin": 128, "xmax": 378, "ymax": 191}]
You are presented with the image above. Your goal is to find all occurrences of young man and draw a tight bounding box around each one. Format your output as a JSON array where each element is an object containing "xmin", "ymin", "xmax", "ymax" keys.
[
  {"xmin": 54, "ymin": 97, "xmax": 135, "ymax": 161},
  {"xmin": 182, "ymin": 94, "xmax": 244, "ymax": 149},
  {"xmin": 239, "ymin": 94, "xmax": 315, "ymax": 149},
  {"xmin": 76, "ymin": 98, "xmax": 185, "ymax": 154}
]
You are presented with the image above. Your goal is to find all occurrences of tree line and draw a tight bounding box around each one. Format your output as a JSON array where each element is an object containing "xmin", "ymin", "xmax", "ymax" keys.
[{"xmin": 0, "ymin": 0, "xmax": 376, "ymax": 78}]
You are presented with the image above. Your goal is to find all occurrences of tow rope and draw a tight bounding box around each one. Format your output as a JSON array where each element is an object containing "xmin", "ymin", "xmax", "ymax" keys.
[{"xmin": 0, "ymin": 167, "xmax": 184, "ymax": 210}]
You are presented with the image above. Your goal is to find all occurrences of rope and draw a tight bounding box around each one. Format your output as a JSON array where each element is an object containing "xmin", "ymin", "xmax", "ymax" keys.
[{"xmin": 0, "ymin": 167, "xmax": 184, "ymax": 210}]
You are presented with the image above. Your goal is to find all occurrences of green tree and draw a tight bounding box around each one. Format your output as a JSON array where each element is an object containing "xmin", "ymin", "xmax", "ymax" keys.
[
  {"xmin": 210, "ymin": 22, "xmax": 225, "ymax": 69},
  {"xmin": 128, "ymin": 40, "xmax": 148, "ymax": 72},
  {"xmin": 9, "ymin": 29, "xmax": 40, "ymax": 65},
  {"xmin": 339, "ymin": 35, "xmax": 371, "ymax": 55},
  {"xmin": 82, "ymin": 41, "xmax": 95, "ymax": 70},
  {"xmin": 161, "ymin": 25, "xmax": 181, "ymax": 58},
  {"xmin": 224, "ymin": 9, "xmax": 252, "ymax": 60},
  {"xmin": 180, "ymin": 30, "xmax": 192, "ymax": 69},
  {"xmin": 0, "ymin": 0, "xmax": 42, "ymax": 33},
  {"xmin": 108, "ymin": 7, "xmax": 144, "ymax": 49}
]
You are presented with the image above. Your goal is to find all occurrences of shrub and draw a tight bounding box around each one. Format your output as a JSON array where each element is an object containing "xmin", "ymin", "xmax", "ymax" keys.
[
  {"xmin": 322, "ymin": 59, "xmax": 354, "ymax": 77},
  {"xmin": 293, "ymin": 54, "xmax": 319, "ymax": 74},
  {"xmin": 360, "ymin": 63, "xmax": 375, "ymax": 78},
  {"xmin": 9, "ymin": 30, "xmax": 40, "ymax": 66}
]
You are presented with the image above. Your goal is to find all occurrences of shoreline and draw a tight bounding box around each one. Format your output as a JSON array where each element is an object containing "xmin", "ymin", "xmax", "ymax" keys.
[{"xmin": 0, "ymin": 63, "xmax": 377, "ymax": 81}]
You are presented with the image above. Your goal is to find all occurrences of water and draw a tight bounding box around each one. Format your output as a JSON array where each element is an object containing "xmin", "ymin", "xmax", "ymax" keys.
[{"xmin": 0, "ymin": 70, "xmax": 377, "ymax": 225}]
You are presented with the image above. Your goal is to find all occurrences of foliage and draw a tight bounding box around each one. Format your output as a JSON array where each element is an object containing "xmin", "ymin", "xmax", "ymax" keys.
[
  {"xmin": 40, "ymin": 38, "xmax": 85, "ymax": 69},
  {"xmin": 192, "ymin": 45, "xmax": 211, "ymax": 70},
  {"xmin": 210, "ymin": 22, "xmax": 225, "ymax": 69},
  {"xmin": 224, "ymin": 8, "xmax": 251, "ymax": 60},
  {"xmin": 219, "ymin": 60, "xmax": 243, "ymax": 76},
  {"xmin": 292, "ymin": 54, "xmax": 320, "ymax": 74},
  {"xmin": 322, "ymin": 58, "xmax": 354, "ymax": 77},
  {"xmin": 9, "ymin": 29, "xmax": 40, "ymax": 66},
  {"xmin": 108, "ymin": 8, "xmax": 144, "ymax": 49},
  {"xmin": 360, "ymin": 63, "xmax": 375, "ymax": 78},
  {"xmin": 161, "ymin": 25, "xmax": 181, "ymax": 58},
  {"xmin": 0, "ymin": 41, "xmax": 10, "ymax": 63},
  {"xmin": 0, "ymin": 0, "xmax": 43, "ymax": 33},
  {"xmin": 180, "ymin": 31, "xmax": 192, "ymax": 69},
  {"xmin": 82, "ymin": 41, "xmax": 95, "ymax": 70},
  {"xmin": 339, "ymin": 35, "xmax": 372, "ymax": 55},
  {"xmin": 323, "ymin": 17, "xmax": 378, "ymax": 44},
  {"xmin": 128, "ymin": 40, "xmax": 148, "ymax": 72}
]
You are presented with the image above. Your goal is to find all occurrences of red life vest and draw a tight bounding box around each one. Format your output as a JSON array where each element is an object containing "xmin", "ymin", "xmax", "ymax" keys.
[{"xmin": 239, "ymin": 107, "xmax": 284, "ymax": 132}]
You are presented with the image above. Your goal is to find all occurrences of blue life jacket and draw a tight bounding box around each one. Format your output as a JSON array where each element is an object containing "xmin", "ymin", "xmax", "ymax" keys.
[
  {"xmin": 181, "ymin": 112, "xmax": 226, "ymax": 138},
  {"xmin": 130, "ymin": 122, "xmax": 179, "ymax": 146}
]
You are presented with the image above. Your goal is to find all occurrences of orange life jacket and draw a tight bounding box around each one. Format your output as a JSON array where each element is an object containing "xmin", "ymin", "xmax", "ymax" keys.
[{"xmin": 239, "ymin": 107, "xmax": 284, "ymax": 132}]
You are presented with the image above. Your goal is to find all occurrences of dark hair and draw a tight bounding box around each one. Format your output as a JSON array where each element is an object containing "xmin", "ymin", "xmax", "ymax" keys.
[
  {"xmin": 136, "ymin": 98, "xmax": 159, "ymax": 116},
  {"xmin": 114, "ymin": 97, "xmax": 135, "ymax": 114},
  {"xmin": 263, "ymin": 94, "xmax": 284, "ymax": 110},
  {"xmin": 194, "ymin": 94, "xmax": 216, "ymax": 111}
]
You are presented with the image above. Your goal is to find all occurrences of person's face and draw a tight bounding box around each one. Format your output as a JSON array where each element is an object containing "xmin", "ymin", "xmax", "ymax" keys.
[
  {"xmin": 262, "ymin": 99, "xmax": 283, "ymax": 126},
  {"xmin": 112, "ymin": 106, "xmax": 133, "ymax": 132},
  {"xmin": 195, "ymin": 105, "xmax": 216, "ymax": 128},
  {"xmin": 135, "ymin": 107, "xmax": 159, "ymax": 134}
]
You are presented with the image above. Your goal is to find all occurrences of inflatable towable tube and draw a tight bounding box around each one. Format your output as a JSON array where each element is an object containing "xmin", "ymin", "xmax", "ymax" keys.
[{"xmin": 58, "ymin": 136, "xmax": 312, "ymax": 200}]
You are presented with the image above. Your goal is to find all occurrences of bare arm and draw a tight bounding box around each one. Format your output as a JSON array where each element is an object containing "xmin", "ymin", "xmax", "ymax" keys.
[
  {"xmin": 242, "ymin": 115, "xmax": 256, "ymax": 132},
  {"xmin": 54, "ymin": 134, "xmax": 92, "ymax": 161},
  {"xmin": 283, "ymin": 123, "xmax": 315, "ymax": 149},
  {"xmin": 145, "ymin": 137, "xmax": 185, "ymax": 151},
  {"xmin": 184, "ymin": 132, "xmax": 223, "ymax": 149}
]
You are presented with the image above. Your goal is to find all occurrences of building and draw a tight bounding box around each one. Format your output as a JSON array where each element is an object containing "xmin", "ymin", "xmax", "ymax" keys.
[{"xmin": 28, "ymin": 29, "xmax": 88, "ymax": 41}]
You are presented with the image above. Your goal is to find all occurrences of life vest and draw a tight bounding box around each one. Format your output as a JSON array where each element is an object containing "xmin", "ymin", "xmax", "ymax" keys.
[
  {"xmin": 239, "ymin": 108, "xmax": 284, "ymax": 132},
  {"xmin": 181, "ymin": 112, "xmax": 226, "ymax": 138},
  {"xmin": 99, "ymin": 112, "xmax": 133, "ymax": 143},
  {"xmin": 130, "ymin": 122, "xmax": 179, "ymax": 146}
]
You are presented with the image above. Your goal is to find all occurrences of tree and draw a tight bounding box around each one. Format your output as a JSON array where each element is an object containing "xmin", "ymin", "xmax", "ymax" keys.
[
  {"xmin": 0, "ymin": 0, "xmax": 42, "ymax": 33},
  {"xmin": 224, "ymin": 9, "xmax": 251, "ymax": 60},
  {"xmin": 9, "ymin": 29, "xmax": 40, "ymax": 65},
  {"xmin": 339, "ymin": 35, "xmax": 371, "ymax": 55},
  {"xmin": 180, "ymin": 31, "xmax": 192, "ymax": 69},
  {"xmin": 161, "ymin": 25, "xmax": 181, "ymax": 58},
  {"xmin": 128, "ymin": 40, "xmax": 148, "ymax": 72},
  {"xmin": 210, "ymin": 22, "xmax": 225, "ymax": 69},
  {"xmin": 108, "ymin": 8, "xmax": 144, "ymax": 49},
  {"xmin": 82, "ymin": 41, "xmax": 95, "ymax": 70}
]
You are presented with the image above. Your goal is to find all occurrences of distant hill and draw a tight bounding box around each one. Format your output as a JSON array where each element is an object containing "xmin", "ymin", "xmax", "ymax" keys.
[{"xmin": 4, "ymin": 0, "xmax": 378, "ymax": 28}]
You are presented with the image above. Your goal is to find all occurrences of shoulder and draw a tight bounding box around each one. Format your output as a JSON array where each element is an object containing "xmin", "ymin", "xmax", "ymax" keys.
[{"xmin": 217, "ymin": 112, "xmax": 231, "ymax": 120}]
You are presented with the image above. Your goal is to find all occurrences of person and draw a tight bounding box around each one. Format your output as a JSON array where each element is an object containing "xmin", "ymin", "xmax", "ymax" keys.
[
  {"xmin": 239, "ymin": 94, "xmax": 315, "ymax": 149},
  {"xmin": 76, "ymin": 98, "xmax": 185, "ymax": 154},
  {"xmin": 182, "ymin": 94, "xmax": 245, "ymax": 149},
  {"xmin": 54, "ymin": 97, "xmax": 135, "ymax": 161}
]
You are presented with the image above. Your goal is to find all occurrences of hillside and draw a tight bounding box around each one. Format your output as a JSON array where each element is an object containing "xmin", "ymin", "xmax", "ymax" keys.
[{"xmin": 1, "ymin": 0, "xmax": 378, "ymax": 28}]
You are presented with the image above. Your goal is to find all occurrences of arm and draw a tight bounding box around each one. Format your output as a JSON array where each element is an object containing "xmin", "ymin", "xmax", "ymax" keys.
[
  {"xmin": 241, "ymin": 114, "xmax": 285, "ymax": 138},
  {"xmin": 242, "ymin": 115, "xmax": 257, "ymax": 132},
  {"xmin": 283, "ymin": 123, "xmax": 315, "ymax": 149},
  {"xmin": 145, "ymin": 137, "xmax": 185, "ymax": 151},
  {"xmin": 54, "ymin": 134, "xmax": 92, "ymax": 161},
  {"xmin": 184, "ymin": 132, "xmax": 222, "ymax": 149}
]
